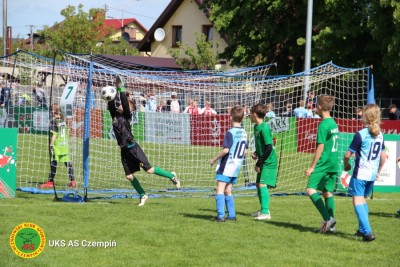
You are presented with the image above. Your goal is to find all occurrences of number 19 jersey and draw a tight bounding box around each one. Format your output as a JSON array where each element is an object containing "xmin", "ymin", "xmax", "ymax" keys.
[
  {"xmin": 348, "ymin": 128, "xmax": 385, "ymax": 181},
  {"xmin": 217, "ymin": 127, "xmax": 248, "ymax": 177}
]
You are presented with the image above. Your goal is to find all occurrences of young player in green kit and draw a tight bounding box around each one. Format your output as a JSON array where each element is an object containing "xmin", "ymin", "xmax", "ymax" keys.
[
  {"xmin": 39, "ymin": 104, "xmax": 76, "ymax": 189},
  {"xmin": 305, "ymin": 95, "xmax": 338, "ymax": 233},
  {"xmin": 250, "ymin": 104, "xmax": 277, "ymax": 220}
]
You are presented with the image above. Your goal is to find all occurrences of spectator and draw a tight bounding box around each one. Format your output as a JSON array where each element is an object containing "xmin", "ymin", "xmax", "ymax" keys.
[
  {"xmin": 306, "ymin": 90, "xmax": 317, "ymax": 109},
  {"xmin": 137, "ymin": 93, "xmax": 146, "ymax": 112},
  {"xmin": 306, "ymin": 103, "xmax": 314, "ymax": 118},
  {"xmin": 32, "ymin": 83, "xmax": 47, "ymax": 107},
  {"xmin": 0, "ymin": 85, "xmax": 12, "ymax": 108},
  {"xmin": 201, "ymin": 101, "xmax": 217, "ymax": 115},
  {"xmin": 17, "ymin": 93, "xmax": 31, "ymax": 106},
  {"xmin": 293, "ymin": 100, "xmax": 308, "ymax": 118},
  {"xmin": 388, "ymin": 104, "xmax": 400, "ymax": 120},
  {"xmin": 167, "ymin": 92, "xmax": 181, "ymax": 113},
  {"xmin": 145, "ymin": 90, "xmax": 157, "ymax": 112},
  {"xmin": 265, "ymin": 103, "xmax": 276, "ymax": 118},
  {"xmin": 185, "ymin": 100, "xmax": 201, "ymax": 115},
  {"xmin": 226, "ymin": 106, "xmax": 232, "ymax": 114},
  {"xmin": 281, "ymin": 102, "xmax": 293, "ymax": 117},
  {"xmin": 157, "ymin": 99, "xmax": 167, "ymax": 112},
  {"xmin": 313, "ymin": 109, "xmax": 321, "ymax": 118},
  {"xmin": 353, "ymin": 107, "xmax": 362, "ymax": 120}
]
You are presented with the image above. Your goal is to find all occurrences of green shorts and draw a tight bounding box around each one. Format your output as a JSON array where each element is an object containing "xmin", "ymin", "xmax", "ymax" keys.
[
  {"xmin": 256, "ymin": 168, "xmax": 277, "ymax": 187},
  {"xmin": 307, "ymin": 172, "xmax": 337, "ymax": 192},
  {"xmin": 54, "ymin": 154, "xmax": 70, "ymax": 163}
]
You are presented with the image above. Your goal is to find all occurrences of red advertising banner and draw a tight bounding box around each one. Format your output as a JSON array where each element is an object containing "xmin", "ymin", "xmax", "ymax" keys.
[
  {"xmin": 66, "ymin": 108, "xmax": 103, "ymax": 138},
  {"xmin": 190, "ymin": 114, "xmax": 231, "ymax": 147},
  {"xmin": 297, "ymin": 118, "xmax": 400, "ymax": 153}
]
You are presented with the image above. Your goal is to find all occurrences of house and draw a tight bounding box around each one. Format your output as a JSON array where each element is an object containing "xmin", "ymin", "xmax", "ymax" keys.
[
  {"xmin": 137, "ymin": 0, "xmax": 229, "ymax": 68},
  {"xmin": 103, "ymin": 17, "xmax": 148, "ymax": 47}
]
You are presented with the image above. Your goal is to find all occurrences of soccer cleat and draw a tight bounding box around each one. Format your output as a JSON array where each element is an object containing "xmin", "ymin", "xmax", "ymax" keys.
[
  {"xmin": 39, "ymin": 181, "xmax": 54, "ymax": 189},
  {"xmin": 214, "ymin": 216, "xmax": 226, "ymax": 222},
  {"xmin": 329, "ymin": 226, "xmax": 337, "ymax": 234},
  {"xmin": 115, "ymin": 75, "xmax": 124, "ymax": 90},
  {"xmin": 254, "ymin": 213, "xmax": 271, "ymax": 220},
  {"xmin": 138, "ymin": 195, "xmax": 148, "ymax": 207},
  {"xmin": 171, "ymin": 172, "xmax": 180, "ymax": 189},
  {"xmin": 67, "ymin": 180, "xmax": 76, "ymax": 188},
  {"xmin": 227, "ymin": 217, "xmax": 237, "ymax": 221},
  {"xmin": 354, "ymin": 230, "xmax": 365, "ymax": 239},
  {"xmin": 319, "ymin": 217, "xmax": 336, "ymax": 233},
  {"xmin": 251, "ymin": 210, "xmax": 261, "ymax": 217},
  {"xmin": 362, "ymin": 232, "xmax": 376, "ymax": 242}
]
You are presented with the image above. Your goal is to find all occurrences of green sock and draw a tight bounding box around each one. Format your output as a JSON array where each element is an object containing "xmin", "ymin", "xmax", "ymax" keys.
[
  {"xmin": 310, "ymin": 193, "xmax": 330, "ymax": 221},
  {"xmin": 259, "ymin": 186, "xmax": 270, "ymax": 214},
  {"xmin": 153, "ymin": 167, "xmax": 173, "ymax": 179},
  {"xmin": 325, "ymin": 196, "xmax": 335, "ymax": 218},
  {"xmin": 130, "ymin": 178, "xmax": 145, "ymax": 197}
]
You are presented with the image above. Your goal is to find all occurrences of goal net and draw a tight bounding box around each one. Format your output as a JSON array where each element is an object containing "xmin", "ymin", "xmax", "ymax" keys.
[{"xmin": 3, "ymin": 50, "xmax": 372, "ymax": 198}]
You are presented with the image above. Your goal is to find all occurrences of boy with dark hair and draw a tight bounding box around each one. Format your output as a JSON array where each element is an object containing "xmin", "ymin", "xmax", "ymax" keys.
[
  {"xmin": 305, "ymin": 95, "xmax": 338, "ymax": 233},
  {"xmin": 109, "ymin": 76, "xmax": 180, "ymax": 206},
  {"xmin": 210, "ymin": 106, "xmax": 248, "ymax": 222}
]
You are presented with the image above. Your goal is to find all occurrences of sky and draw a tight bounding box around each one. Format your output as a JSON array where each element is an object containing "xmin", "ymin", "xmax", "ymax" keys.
[{"xmin": 5, "ymin": 0, "xmax": 171, "ymax": 38}]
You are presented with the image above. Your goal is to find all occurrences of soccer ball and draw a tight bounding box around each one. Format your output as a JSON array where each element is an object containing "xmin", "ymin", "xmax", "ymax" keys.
[{"xmin": 101, "ymin": 86, "xmax": 117, "ymax": 101}]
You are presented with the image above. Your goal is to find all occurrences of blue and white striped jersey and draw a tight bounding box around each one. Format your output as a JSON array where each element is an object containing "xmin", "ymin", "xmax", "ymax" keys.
[
  {"xmin": 217, "ymin": 127, "xmax": 248, "ymax": 177},
  {"xmin": 348, "ymin": 127, "xmax": 385, "ymax": 181}
]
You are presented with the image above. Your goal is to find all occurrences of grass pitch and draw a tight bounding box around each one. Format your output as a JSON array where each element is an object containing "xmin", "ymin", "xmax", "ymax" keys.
[{"xmin": 1, "ymin": 191, "xmax": 399, "ymax": 267}]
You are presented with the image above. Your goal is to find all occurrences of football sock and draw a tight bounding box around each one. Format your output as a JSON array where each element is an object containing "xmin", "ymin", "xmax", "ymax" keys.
[
  {"xmin": 130, "ymin": 178, "xmax": 145, "ymax": 197},
  {"xmin": 225, "ymin": 195, "xmax": 235, "ymax": 218},
  {"xmin": 310, "ymin": 193, "xmax": 330, "ymax": 221},
  {"xmin": 324, "ymin": 196, "xmax": 335, "ymax": 218},
  {"xmin": 216, "ymin": 194, "xmax": 225, "ymax": 219},
  {"xmin": 259, "ymin": 186, "xmax": 270, "ymax": 214},
  {"xmin": 49, "ymin": 160, "xmax": 57, "ymax": 181},
  {"xmin": 66, "ymin": 162, "xmax": 75, "ymax": 181},
  {"xmin": 363, "ymin": 202, "xmax": 369, "ymax": 214},
  {"xmin": 355, "ymin": 203, "xmax": 371, "ymax": 234},
  {"xmin": 153, "ymin": 167, "xmax": 174, "ymax": 179}
]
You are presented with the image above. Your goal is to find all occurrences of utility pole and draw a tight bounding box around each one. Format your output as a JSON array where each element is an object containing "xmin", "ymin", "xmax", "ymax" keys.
[
  {"xmin": 28, "ymin": 25, "xmax": 34, "ymax": 50},
  {"xmin": 303, "ymin": 0, "xmax": 313, "ymax": 101},
  {"xmin": 2, "ymin": 0, "xmax": 7, "ymax": 56}
]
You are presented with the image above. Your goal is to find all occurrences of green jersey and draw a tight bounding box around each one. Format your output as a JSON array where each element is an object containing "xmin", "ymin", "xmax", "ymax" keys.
[
  {"xmin": 314, "ymin": 117, "xmax": 339, "ymax": 173},
  {"xmin": 50, "ymin": 118, "xmax": 70, "ymax": 156},
  {"xmin": 254, "ymin": 122, "xmax": 277, "ymax": 169}
]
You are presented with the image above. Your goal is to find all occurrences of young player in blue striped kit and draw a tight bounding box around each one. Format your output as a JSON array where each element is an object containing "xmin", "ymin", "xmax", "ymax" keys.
[
  {"xmin": 210, "ymin": 106, "xmax": 248, "ymax": 222},
  {"xmin": 343, "ymin": 104, "xmax": 387, "ymax": 242}
]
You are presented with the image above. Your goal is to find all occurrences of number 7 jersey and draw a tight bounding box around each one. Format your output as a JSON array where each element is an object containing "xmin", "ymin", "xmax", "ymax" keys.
[
  {"xmin": 217, "ymin": 127, "xmax": 248, "ymax": 177},
  {"xmin": 348, "ymin": 128, "xmax": 385, "ymax": 181}
]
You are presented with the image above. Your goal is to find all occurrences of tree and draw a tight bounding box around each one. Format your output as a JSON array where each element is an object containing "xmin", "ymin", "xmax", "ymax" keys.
[
  {"xmin": 33, "ymin": 4, "xmax": 139, "ymax": 57},
  {"xmin": 170, "ymin": 32, "xmax": 220, "ymax": 70},
  {"xmin": 201, "ymin": 0, "xmax": 400, "ymax": 95}
]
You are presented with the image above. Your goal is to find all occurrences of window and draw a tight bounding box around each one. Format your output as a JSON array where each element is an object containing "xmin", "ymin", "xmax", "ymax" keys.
[
  {"xmin": 202, "ymin": 25, "xmax": 214, "ymax": 42},
  {"xmin": 172, "ymin": 25, "xmax": 182, "ymax": 47}
]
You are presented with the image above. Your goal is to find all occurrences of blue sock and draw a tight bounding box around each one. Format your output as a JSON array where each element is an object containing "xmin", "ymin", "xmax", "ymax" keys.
[
  {"xmin": 363, "ymin": 203, "xmax": 369, "ymax": 214},
  {"xmin": 216, "ymin": 194, "xmax": 225, "ymax": 219},
  {"xmin": 225, "ymin": 195, "xmax": 235, "ymax": 218},
  {"xmin": 354, "ymin": 204, "xmax": 371, "ymax": 234}
]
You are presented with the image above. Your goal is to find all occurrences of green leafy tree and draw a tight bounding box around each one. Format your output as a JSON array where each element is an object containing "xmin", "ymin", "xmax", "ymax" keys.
[
  {"xmin": 201, "ymin": 0, "xmax": 400, "ymax": 95},
  {"xmin": 32, "ymin": 4, "xmax": 138, "ymax": 57},
  {"xmin": 170, "ymin": 32, "xmax": 219, "ymax": 70}
]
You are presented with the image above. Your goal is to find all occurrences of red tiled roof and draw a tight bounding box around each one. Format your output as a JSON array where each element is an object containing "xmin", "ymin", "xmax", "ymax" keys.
[{"xmin": 104, "ymin": 18, "xmax": 147, "ymax": 32}]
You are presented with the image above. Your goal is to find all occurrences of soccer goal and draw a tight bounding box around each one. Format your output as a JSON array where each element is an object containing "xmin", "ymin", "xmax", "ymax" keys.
[{"xmin": 3, "ymin": 50, "xmax": 372, "ymax": 198}]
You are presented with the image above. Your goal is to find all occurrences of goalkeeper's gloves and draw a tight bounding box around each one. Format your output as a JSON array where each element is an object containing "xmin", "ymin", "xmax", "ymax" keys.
[{"xmin": 116, "ymin": 75, "xmax": 125, "ymax": 93}]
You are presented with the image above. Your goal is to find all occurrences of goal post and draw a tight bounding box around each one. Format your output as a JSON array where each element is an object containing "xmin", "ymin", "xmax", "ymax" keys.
[{"xmin": 2, "ymin": 50, "xmax": 372, "ymax": 198}]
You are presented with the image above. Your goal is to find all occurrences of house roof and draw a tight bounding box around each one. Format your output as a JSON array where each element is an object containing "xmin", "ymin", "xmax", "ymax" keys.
[
  {"xmin": 94, "ymin": 54, "xmax": 182, "ymax": 70},
  {"xmin": 104, "ymin": 18, "xmax": 147, "ymax": 33},
  {"xmin": 137, "ymin": 0, "xmax": 204, "ymax": 52}
]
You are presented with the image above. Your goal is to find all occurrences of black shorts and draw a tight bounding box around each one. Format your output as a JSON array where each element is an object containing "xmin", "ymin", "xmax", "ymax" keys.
[{"xmin": 121, "ymin": 144, "xmax": 152, "ymax": 175}]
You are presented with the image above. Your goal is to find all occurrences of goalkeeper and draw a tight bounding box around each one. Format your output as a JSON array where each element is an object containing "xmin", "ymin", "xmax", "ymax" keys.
[{"xmin": 108, "ymin": 76, "xmax": 180, "ymax": 206}]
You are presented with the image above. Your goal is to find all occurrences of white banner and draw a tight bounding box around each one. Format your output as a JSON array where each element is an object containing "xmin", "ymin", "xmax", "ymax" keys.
[
  {"xmin": 32, "ymin": 110, "xmax": 50, "ymax": 131},
  {"xmin": 267, "ymin": 117, "xmax": 290, "ymax": 133},
  {"xmin": 145, "ymin": 112, "xmax": 190, "ymax": 145},
  {"xmin": 0, "ymin": 108, "xmax": 6, "ymax": 128},
  {"xmin": 60, "ymin": 82, "xmax": 79, "ymax": 118},
  {"xmin": 375, "ymin": 141, "xmax": 399, "ymax": 186}
]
